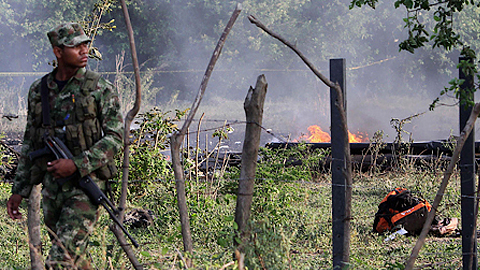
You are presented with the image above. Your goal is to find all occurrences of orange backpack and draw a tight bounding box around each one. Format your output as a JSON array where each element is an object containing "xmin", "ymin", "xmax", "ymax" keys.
[{"xmin": 373, "ymin": 188, "xmax": 432, "ymax": 235}]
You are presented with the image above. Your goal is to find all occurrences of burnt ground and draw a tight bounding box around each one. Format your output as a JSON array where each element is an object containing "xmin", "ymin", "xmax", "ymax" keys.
[
  {"xmin": 1, "ymin": 131, "xmax": 22, "ymax": 182},
  {"xmin": 2, "ymin": 131, "xmax": 23, "ymax": 147}
]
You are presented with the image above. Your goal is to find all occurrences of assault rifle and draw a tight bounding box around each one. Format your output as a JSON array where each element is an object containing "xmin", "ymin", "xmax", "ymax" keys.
[{"xmin": 29, "ymin": 135, "xmax": 139, "ymax": 248}]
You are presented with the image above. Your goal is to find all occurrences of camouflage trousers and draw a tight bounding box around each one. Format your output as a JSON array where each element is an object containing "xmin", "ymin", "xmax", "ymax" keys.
[{"xmin": 42, "ymin": 180, "xmax": 100, "ymax": 270}]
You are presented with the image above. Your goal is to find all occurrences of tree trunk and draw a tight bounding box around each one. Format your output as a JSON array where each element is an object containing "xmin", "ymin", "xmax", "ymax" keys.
[
  {"xmin": 115, "ymin": 0, "xmax": 143, "ymax": 269},
  {"xmin": 170, "ymin": 134, "xmax": 193, "ymax": 258},
  {"xmin": 28, "ymin": 184, "xmax": 43, "ymax": 270},
  {"xmin": 169, "ymin": 5, "xmax": 242, "ymax": 267},
  {"xmin": 234, "ymin": 74, "xmax": 268, "ymax": 269}
]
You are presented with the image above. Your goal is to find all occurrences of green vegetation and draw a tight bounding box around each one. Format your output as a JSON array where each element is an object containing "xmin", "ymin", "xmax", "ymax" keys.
[
  {"xmin": 0, "ymin": 0, "xmax": 474, "ymax": 268},
  {"xmin": 0, "ymin": 133, "xmax": 16, "ymax": 180},
  {"xmin": 1, "ymin": 0, "xmax": 475, "ymax": 102},
  {"xmin": 0, "ymin": 0, "xmax": 473, "ymax": 141},
  {"xmin": 351, "ymin": 0, "xmax": 480, "ymax": 110},
  {"xmin": 0, "ymin": 119, "xmax": 464, "ymax": 268}
]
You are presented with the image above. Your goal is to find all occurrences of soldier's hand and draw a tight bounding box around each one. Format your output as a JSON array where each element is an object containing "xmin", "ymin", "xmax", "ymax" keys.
[
  {"xmin": 7, "ymin": 194, "xmax": 23, "ymax": 220},
  {"xmin": 47, "ymin": 159, "xmax": 78, "ymax": 179}
]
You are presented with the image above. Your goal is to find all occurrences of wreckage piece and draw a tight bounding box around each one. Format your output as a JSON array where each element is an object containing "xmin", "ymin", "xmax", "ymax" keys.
[
  {"xmin": 373, "ymin": 188, "xmax": 432, "ymax": 235},
  {"xmin": 124, "ymin": 209, "xmax": 156, "ymax": 229}
]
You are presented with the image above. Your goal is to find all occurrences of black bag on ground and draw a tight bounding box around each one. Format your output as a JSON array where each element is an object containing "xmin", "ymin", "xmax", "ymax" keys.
[{"xmin": 373, "ymin": 188, "xmax": 432, "ymax": 235}]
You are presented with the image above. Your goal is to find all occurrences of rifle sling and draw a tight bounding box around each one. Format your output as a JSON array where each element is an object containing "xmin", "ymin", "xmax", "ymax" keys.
[{"xmin": 40, "ymin": 74, "xmax": 50, "ymax": 128}]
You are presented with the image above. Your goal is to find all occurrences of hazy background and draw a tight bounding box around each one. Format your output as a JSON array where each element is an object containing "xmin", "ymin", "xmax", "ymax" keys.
[{"xmin": 0, "ymin": 0, "xmax": 477, "ymax": 144}]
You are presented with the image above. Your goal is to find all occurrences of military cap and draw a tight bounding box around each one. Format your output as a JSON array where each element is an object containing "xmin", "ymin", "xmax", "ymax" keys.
[{"xmin": 47, "ymin": 23, "xmax": 91, "ymax": 47}]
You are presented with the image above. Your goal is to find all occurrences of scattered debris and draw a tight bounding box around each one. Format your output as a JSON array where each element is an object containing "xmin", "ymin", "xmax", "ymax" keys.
[
  {"xmin": 431, "ymin": 217, "xmax": 460, "ymax": 237},
  {"xmin": 124, "ymin": 208, "xmax": 156, "ymax": 229},
  {"xmin": 373, "ymin": 188, "xmax": 431, "ymax": 235},
  {"xmin": 374, "ymin": 188, "xmax": 460, "ymax": 239},
  {"xmin": 384, "ymin": 228, "xmax": 409, "ymax": 242}
]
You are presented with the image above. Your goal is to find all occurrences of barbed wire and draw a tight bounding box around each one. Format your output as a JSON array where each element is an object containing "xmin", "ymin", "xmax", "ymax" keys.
[
  {"xmin": 0, "ymin": 239, "xmax": 463, "ymax": 266},
  {"xmin": 0, "ymin": 178, "xmax": 467, "ymax": 265},
  {"xmin": 0, "ymin": 116, "xmax": 472, "ymax": 235},
  {"xmin": 0, "ymin": 172, "xmax": 469, "ymax": 225},
  {"xmin": 0, "ymin": 116, "xmax": 295, "ymax": 147},
  {"xmin": 0, "ymin": 57, "xmax": 397, "ymax": 78},
  {"xmin": 0, "ymin": 69, "xmax": 319, "ymax": 77},
  {"xmin": 0, "ymin": 74, "xmax": 473, "ymax": 266}
]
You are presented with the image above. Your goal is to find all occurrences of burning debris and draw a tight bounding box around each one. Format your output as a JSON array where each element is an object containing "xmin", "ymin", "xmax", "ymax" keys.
[
  {"xmin": 298, "ymin": 125, "xmax": 369, "ymax": 143},
  {"xmin": 265, "ymin": 139, "xmax": 477, "ymax": 172}
]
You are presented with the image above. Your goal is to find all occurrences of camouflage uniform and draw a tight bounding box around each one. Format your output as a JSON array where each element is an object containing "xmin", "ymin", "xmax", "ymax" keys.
[{"xmin": 12, "ymin": 23, "xmax": 123, "ymax": 269}]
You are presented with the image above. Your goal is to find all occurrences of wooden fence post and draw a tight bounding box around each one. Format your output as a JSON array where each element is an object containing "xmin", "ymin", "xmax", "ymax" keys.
[
  {"xmin": 459, "ymin": 56, "xmax": 477, "ymax": 270},
  {"xmin": 246, "ymin": 16, "xmax": 353, "ymax": 269},
  {"xmin": 234, "ymin": 74, "xmax": 268, "ymax": 269},
  {"xmin": 28, "ymin": 184, "xmax": 43, "ymax": 269},
  {"xmin": 330, "ymin": 58, "xmax": 350, "ymax": 268},
  {"xmin": 405, "ymin": 102, "xmax": 480, "ymax": 269}
]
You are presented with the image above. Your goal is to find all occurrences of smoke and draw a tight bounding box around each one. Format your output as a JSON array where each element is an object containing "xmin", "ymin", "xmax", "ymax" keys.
[{"xmin": 1, "ymin": 0, "xmax": 474, "ymax": 143}]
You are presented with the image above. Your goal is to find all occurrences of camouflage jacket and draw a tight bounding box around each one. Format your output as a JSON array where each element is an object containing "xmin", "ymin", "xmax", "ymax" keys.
[{"xmin": 12, "ymin": 67, "xmax": 124, "ymax": 198}]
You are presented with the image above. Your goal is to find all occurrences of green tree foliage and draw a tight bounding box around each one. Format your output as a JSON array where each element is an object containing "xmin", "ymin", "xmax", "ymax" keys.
[
  {"xmin": 0, "ymin": 0, "xmax": 97, "ymax": 71},
  {"xmin": 350, "ymin": 0, "xmax": 480, "ymax": 108},
  {"xmin": 3, "ymin": 0, "xmax": 479, "ymax": 105},
  {"xmin": 123, "ymin": 107, "xmax": 188, "ymax": 194},
  {"xmin": 94, "ymin": 0, "xmax": 466, "ymax": 101},
  {"xmin": 81, "ymin": 0, "xmax": 117, "ymax": 61}
]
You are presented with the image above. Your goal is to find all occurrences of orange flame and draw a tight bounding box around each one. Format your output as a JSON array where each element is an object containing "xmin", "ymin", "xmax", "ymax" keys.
[
  {"xmin": 307, "ymin": 125, "xmax": 331, "ymax": 142},
  {"xmin": 348, "ymin": 130, "xmax": 368, "ymax": 143},
  {"xmin": 303, "ymin": 125, "xmax": 368, "ymax": 143}
]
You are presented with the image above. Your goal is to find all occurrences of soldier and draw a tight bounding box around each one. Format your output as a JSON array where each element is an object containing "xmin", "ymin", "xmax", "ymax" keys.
[{"xmin": 6, "ymin": 22, "xmax": 124, "ymax": 269}]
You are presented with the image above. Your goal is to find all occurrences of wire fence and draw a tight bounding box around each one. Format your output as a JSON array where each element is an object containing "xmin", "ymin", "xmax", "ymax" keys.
[
  {"xmin": 0, "ymin": 115, "xmax": 472, "ymax": 268},
  {"xmin": 0, "ymin": 57, "xmax": 397, "ymax": 78}
]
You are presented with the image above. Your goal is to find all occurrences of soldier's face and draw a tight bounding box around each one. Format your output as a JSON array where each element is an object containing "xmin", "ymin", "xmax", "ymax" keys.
[{"xmin": 57, "ymin": 42, "xmax": 89, "ymax": 69}]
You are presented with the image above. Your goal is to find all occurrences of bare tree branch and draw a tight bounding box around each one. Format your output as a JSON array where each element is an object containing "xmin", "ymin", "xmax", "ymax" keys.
[
  {"xmin": 248, "ymin": 15, "xmax": 335, "ymax": 88},
  {"xmin": 248, "ymin": 14, "xmax": 353, "ymax": 266},
  {"xmin": 115, "ymin": 0, "xmax": 143, "ymax": 269},
  {"xmin": 405, "ymin": 102, "xmax": 480, "ymax": 270},
  {"xmin": 169, "ymin": 4, "xmax": 242, "ymax": 267}
]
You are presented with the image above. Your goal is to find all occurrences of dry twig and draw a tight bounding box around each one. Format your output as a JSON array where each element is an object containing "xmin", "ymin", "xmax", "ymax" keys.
[
  {"xmin": 169, "ymin": 4, "xmax": 242, "ymax": 266},
  {"xmin": 248, "ymin": 14, "xmax": 353, "ymax": 266},
  {"xmin": 405, "ymin": 102, "xmax": 480, "ymax": 269}
]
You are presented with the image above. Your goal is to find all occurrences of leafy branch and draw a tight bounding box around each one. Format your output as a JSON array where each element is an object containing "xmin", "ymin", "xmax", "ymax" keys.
[
  {"xmin": 81, "ymin": 0, "xmax": 117, "ymax": 60},
  {"xmin": 350, "ymin": 0, "xmax": 480, "ymax": 110}
]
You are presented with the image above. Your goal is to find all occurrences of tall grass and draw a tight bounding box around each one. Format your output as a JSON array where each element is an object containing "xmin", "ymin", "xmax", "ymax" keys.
[
  {"xmin": 0, "ymin": 141, "xmax": 464, "ymax": 269},
  {"xmin": 0, "ymin": 80, "xmax": 465, "ymax": 269}
]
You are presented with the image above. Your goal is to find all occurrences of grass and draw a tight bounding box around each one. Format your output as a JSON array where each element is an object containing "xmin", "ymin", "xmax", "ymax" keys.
[
  {"xmin": 0, "ymin": 151, "xmax": 465, "ymax": 269},
  {"xmin": 0, "ymin": 94, "xmax": 466, "ymax": 269}
]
